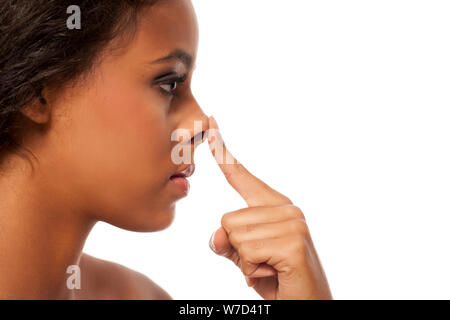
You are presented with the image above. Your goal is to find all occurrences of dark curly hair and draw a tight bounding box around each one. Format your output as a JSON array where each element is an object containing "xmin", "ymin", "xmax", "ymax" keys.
[{"xmin": 0, "ymin": 0, "xmax": 156, "ymax": 167}]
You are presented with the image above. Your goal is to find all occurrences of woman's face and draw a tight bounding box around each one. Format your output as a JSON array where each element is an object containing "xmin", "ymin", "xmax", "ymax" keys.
[{"xmin": 36, "ymin": 0, "xmax": 208, "ymax": 231}]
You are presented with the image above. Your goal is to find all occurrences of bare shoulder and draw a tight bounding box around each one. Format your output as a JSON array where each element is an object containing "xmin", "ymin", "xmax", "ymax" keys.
[{"xmin": 75, "ymin": 253, "xmax": 172, "ymax": 300}]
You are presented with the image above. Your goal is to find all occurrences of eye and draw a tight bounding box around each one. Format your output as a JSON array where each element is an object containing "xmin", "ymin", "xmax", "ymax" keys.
[
  {"xmin": 154, "ymin": 73, "xmax": 187, "ymax": 97},
  {"xmin": 160, "ymin": 81, "xmax": 178, "ymax": 94}
]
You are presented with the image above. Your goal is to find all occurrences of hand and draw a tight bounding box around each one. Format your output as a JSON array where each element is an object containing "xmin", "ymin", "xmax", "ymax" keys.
[{"xmin": 206, "ymin": 116, "xmax": 332, "ymax": 300}]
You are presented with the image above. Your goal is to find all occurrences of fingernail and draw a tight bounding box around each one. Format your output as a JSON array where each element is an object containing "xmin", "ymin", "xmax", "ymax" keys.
[{"xmin": 209, "ymin": 231, "xmax": 217, "ymax": 253}]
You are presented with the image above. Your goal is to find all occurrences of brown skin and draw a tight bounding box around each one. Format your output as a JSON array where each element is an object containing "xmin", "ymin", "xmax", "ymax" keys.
[
  {"xmin": 0, "ymin": 0, "xmax": 331, "ymax": 299},
  {"xmin": 0, "ymin": 0, "xmax": 204, "ymax": 299},
  {"xmin": 75, "ymin": 254, "xmax": 172, "ymax": 299}
]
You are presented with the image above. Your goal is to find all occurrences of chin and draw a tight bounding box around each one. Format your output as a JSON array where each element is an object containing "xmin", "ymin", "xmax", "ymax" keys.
[{"xmin": 107, "ymin": 204, "xmax": 177, "ymax": 233}]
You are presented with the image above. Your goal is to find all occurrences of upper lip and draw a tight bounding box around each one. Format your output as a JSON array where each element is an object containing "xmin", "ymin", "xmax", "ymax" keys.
[{"xmin": 170, "ymin": 164, "xmax": 195, "ymax": 179}]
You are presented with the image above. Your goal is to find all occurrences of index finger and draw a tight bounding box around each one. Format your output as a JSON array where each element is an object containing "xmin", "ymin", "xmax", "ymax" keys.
[{"xmin": 207, "ymin": 116, "xmax": 292, "ymax": 207}]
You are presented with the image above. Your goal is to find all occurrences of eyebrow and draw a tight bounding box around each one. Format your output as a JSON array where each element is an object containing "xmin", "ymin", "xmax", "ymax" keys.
[{"xmin": 151, "ymin": 49, "xmax": 193, "ymax": 69}]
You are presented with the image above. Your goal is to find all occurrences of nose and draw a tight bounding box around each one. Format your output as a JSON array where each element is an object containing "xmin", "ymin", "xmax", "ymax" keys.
[{"xmin": 177, "ymin": 96, "xmax": 210, "ymax": 150}]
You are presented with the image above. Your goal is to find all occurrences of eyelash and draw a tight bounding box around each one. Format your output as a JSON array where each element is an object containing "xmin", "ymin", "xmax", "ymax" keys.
[{"xmin": 156, "ymin": 74, "xmax": 187, "ymax": 97}]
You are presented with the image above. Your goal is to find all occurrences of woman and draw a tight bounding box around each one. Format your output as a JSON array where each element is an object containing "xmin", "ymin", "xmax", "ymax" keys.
[{"xmin": 0, "ymin": 0, "xmax": 332, "ymax": 299}]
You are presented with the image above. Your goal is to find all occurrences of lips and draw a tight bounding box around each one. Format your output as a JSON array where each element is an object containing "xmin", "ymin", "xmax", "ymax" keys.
[
  {"xmin": 170, "ymin": 164, "xmax": 195, "ymax": 179},
  {"xmin": 169, "ymin": 164, "xmax": 195, "ymax": 195}
]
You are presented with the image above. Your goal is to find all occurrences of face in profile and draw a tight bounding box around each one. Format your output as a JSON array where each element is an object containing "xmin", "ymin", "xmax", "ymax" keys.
[{"xmin": 25, "ymin": 0, "xmax": 209, "ymax": 232}]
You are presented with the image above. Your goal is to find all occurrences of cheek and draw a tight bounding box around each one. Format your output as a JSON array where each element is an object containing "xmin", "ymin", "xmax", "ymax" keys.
[
  {"xmin": 68, "ymin": 81, "xmax": 173, "ymax": 201},
  {"xmin": 99, "ymin": 89, "xmax": 166, "ymax": 165}
]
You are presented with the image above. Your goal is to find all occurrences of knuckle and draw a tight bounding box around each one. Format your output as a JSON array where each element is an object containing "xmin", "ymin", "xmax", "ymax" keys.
[
  {"xmin": 272, "ymin": 193, "xmax": 293, "ymax": 205},
  {"xmin": 238, "ymin": 241, "xmax": 268, "ymax": 277},
  {"xmin": 273, "ymin": 192, "xmax": 293, "ymax": 205},
  {"xmin": 280, "ymin": 263, "xmax": 298, "ymax": 279},
  {"xmin": 280, "ymin": 235, "xmax": 307, "ymax": 257},
  {"xmin": 241, "ymin": 239, "xmax": 264, "ymax": 255},
  {"xmin": 228, "ymin": 231, "xmax": 239, "ymax": 247},
  {"xmin": 285, "ymin": 205, "xmax": 305, "ymax": 220},
  {"xmin": 252, "ymin": 239, "xmax": 265, "ymax": 250},
  {"xmin": 291, "ymin": 236, "xmax": 307, "ymax": 256},
  {"xmin": 220, "ymin": 213, "xmax": 233, "ymax": 229},
  {"xmin": 238, "ymin": 245, "xmax": 258, "ymax": 276},
  {"xmin": 241, "ymin": 263, "xmax": 255, "ymax": 277},
  {"xmin": 275, "ymin": 237, "xmax": 308, "ymax": 277},
  {"xmin": 238, "ymin": 242, "xmax": 251, "ymax": 257},
  {"xmin": 245, "ymin": 224, "xmax": 255, "ymax": 233},
  {"xmin": 238, "ymin": 241, "xmax": 258, "ymax": 261},
  {"xmin": 292, "ymin": 220, "xmax": 308, "ymax": 235}
]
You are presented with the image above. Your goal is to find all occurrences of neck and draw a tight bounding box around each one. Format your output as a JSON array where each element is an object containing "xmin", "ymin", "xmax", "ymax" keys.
[{"xmin": 0, "ymin": 156, "xmax": 95, "ymax": 299}]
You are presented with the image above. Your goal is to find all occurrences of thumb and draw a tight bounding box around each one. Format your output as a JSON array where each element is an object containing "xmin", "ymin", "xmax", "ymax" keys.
[{"xmin": 209, "ymin": 227, "xmax": 233, "ymax": 257}]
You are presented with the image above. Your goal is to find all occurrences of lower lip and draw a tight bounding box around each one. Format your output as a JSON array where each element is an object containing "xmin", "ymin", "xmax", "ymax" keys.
[{"xmin": 169, "ymin": 176, "xmax": 190, "ymax": 195}]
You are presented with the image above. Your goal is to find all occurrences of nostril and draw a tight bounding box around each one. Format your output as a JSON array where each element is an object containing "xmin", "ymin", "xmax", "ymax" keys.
[
  {"xmin": 191, "ymin": 130, "xmax": 206, "ymax": 145},
  {"xmin": 201, "ymin": 130, "xmax": 207, "ymax": 142}
]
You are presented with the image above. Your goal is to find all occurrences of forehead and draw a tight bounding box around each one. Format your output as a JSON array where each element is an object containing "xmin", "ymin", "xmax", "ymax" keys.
[{"xmin": 131, "ymin": 0, "xmax": 199, "ymax": 61}]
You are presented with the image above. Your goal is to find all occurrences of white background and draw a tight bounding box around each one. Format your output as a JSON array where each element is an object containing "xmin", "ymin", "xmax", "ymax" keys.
[{"xmin": 84, "ymin": 0, "xmax": 450, "ymax": 299}]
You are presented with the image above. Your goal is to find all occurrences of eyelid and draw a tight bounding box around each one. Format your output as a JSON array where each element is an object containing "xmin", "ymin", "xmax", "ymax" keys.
[{"xmin": 153, "ymin": 72, "xmax": 187, "ymax": 84}]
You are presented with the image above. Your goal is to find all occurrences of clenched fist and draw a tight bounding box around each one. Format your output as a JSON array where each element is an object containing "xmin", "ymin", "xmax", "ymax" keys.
[{"xmin": 207, "ymin": 116, "xmax": 332, "ymax": 300}]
